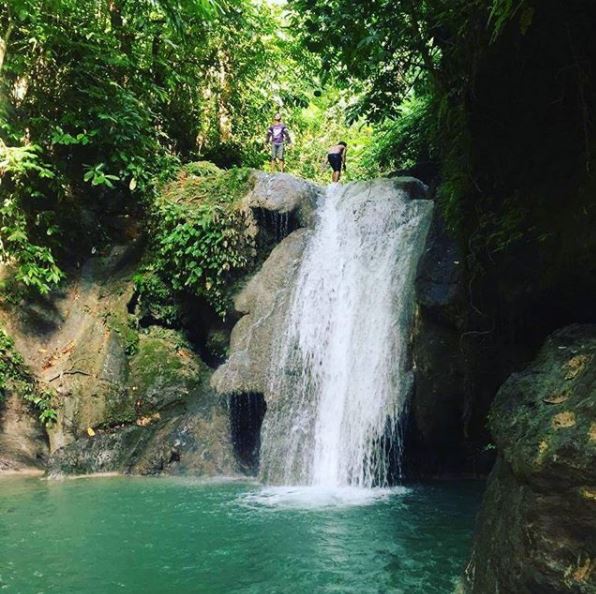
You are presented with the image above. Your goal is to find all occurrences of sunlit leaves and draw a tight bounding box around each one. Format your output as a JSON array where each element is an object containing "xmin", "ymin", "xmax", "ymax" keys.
[{"xmin": 140, "ymin": 166, "xmax": 254, "ymax": 318}]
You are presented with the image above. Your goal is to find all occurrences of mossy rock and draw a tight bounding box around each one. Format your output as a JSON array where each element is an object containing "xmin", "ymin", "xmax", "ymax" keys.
[
  {"xmin": 489, "ymin": 324, "xmax": 596, "ymax": 489},
  {"xmin": 181, "ymin": 161, "xmax": 224, "ymax": 178},
  {"xmin": 105, "ymin": 311, "xmax": 140, "ymax": 356},
  {"xmin": 129, "ymin": 327, "xmax": 210, "ymax": 413},
  {"xmin": 48, "ymin": 326, "xmax": 238, "ymax": 478},
  {"xmin": 160, "ymin": 165, "xmax": 253, "ymax": 209},
  {"xmin": 464, "ymin": 324, "xmax": 596, "ymax": 594}
]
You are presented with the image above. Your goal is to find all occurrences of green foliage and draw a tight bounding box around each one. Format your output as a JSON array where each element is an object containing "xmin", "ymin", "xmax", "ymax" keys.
[
  {"xmin": 489, "ymin": 0, "xmax": 533, "ymax": 41},
  {"xmin": 283, "ymin": 88, "xmax": 377, "ymax": 182},
  {"xmin": 133, "ymin": 270, "xmax": 182, "ymax": 327},
  {"xmin": 182, "ymin": 161, "xmax": 224, "ymax": 178},
  {"xmin": 0, "ymin": 142, "xmax": 64, "ymax": 294},
  {"xmin": 0, "ymin": 328, "xmax": 24, "ymax": 396},
  {"xmin": 139, "ymin": 165, "xmax": 255, "ymax": 318},
  {"xmin": 361, "ymin": 94, "xmax": 436, "ymax": 175},
  {"xmin": 285, "ymin": 0, "xmax": 555, "ymax": 248},
  {"xmin": 0, "ymin": 327, "xmax": 58, "ymax": 424},
  {"xmin": 0, "ymin": 0, "xmax": 322, "ymax": 294}
]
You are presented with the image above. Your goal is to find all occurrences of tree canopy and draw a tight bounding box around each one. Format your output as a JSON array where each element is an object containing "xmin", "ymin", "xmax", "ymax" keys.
[{"xmin": 1, "ymin": 0, "xmax": 595, "ymax": 316}]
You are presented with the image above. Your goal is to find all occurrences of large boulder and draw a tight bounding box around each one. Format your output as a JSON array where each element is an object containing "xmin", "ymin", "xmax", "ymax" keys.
[
  {"xmin": 244, "ymin": 172, "xmax": 321, "ymax": 227},
  {"xmin": 48, "ymin": 328, "xmax": 237, "ymax": 476},
  {"xmin": 211, "ymin": 229, "xmax": 310, "ymax": 396},
  {"xmin": 463, "ymin": 324, "xmax": 596, "ymax": 593}
]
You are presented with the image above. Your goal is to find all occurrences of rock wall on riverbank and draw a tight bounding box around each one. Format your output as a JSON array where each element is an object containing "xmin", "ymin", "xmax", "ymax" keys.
[
  {"xmin": 463, "ymin": 324, "xmax": 596, "ymax": 593},
  {"xmin": 0, "ymin": 242, "xmax": 238, "ymax": 477},
  {"xmin": 0, "ymin": 170, "xmax": 322, "ymax": 477}
]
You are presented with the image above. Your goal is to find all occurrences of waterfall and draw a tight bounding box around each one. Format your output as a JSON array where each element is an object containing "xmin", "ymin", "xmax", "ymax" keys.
[{"xmin": 259, "ymin": 179, "xmax": 433, "ymax": 488}]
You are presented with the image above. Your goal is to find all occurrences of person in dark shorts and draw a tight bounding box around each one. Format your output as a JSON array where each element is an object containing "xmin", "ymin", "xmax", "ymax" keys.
[
  {"xmin": 266, "ymin": 114, "xmax": 292, "ymax": 172},
  {"xmin": 327, "ymin": 141, "xmax": 347, "ymax": 182}
]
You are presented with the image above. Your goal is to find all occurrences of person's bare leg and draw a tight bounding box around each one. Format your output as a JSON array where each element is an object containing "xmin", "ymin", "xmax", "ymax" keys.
[
  {"xmin": 280, "ymin": 160, "xmax": 285, "ymax": 173},
  {"xmin": 271, "ymin": 160, "xmax": 276, "ymax": 172},
  {"xmin": 332, "ymin": 170, "xmax": 340, "ymax": 182}
]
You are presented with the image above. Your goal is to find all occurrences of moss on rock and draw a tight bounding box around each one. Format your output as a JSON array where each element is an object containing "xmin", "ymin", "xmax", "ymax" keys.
[
  {"xmin": 464, "ymin": 324, "xmax": 596, "ymax": 593},
  {"xmin": 48, "ymin": 326, "xmax": 238, "ymax": 477},
  {"xmin": 129, "ymin": 327, "xmax": 206, "ymax": 412}
]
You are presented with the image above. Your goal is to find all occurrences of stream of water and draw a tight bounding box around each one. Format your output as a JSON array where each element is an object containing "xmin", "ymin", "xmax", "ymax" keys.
[
  {"xmin": 0, "ymin": 476, "xmax": 482, "ymax": 594},
  {"xmin": 260, "ymin": 181, "xmax": 433, "ymax": 486}
]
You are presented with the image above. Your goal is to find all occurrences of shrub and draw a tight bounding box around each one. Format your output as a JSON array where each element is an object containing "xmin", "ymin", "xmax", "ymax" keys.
[
  {"xmin": 0, "ymin": 328, "xmax": 58, "ymax": 425},
  {"xmin": 138, "ymin": 165, "xmax": 256, "ymax": 318}
]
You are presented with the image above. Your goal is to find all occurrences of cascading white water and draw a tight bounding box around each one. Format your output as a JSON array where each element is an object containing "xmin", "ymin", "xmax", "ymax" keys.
[{"xmin": 259, "ymin": 179, "xmax": 433, "ymax": 488}]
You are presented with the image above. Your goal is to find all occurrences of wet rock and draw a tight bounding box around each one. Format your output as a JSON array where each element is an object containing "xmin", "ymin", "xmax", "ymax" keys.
[
  {"xmin": 463, "ymin": 324, "xmax": 596, "ymax": 593},
  {"xmin": 390, "ymin": 176, "xmax": 429, "ymax": 201},
  {"xmin": 211, "ymin": 229, "xmax": 309, "ymax": 397},
  {"xmin": 407, "ymin": 211, "xmax": 469, "ymax": 476},
  {"xmin": 415, "ymin": 213, "xmax": 464, "ymax": 325}
]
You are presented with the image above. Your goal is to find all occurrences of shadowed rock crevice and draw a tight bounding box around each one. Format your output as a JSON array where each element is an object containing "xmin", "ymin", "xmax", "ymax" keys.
[
  {"xmin": 229, "ymin": 393, "xmax": 266, "ymax": 474},
  {"xmin": 253, "ymin": 208, "xmax": 301, "ymax": 249}
]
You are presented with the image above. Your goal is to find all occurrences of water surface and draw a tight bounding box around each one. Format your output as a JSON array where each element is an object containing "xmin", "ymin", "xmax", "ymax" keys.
[{"xmin": 0, "ymin": 477, "xmax": 482, "ymax": 594}]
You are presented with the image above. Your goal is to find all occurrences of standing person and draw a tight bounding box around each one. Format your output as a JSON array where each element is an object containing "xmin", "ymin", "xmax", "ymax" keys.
[
  {"xmin": 327, "ymin": 141, "xmax": 347, "ymax": 182},
  {"xmin": 266, "ymin": 114, "xmax": 292, "ymax": 172}
]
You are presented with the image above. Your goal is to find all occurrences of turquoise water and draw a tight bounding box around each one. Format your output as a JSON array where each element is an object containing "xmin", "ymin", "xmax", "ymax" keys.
[{"xmin": 0, "ymin": 477, "xmax": 482, "ymax": 594}]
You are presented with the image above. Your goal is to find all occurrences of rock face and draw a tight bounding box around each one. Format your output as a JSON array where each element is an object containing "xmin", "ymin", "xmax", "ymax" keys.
[
  {"xmin": 48, "ymin": 327, "xmax": 236, "ymax": 476},
  {"xmin": 0, "ymin": 393, "xmax": 48, "ymax": 472},
  {"xmin": 463, "ymin": 324, "xmax": 596, "ymax": 593},
  {"xmin": 244, "ymin": 172, "xmax": 321, "ymax": 227},
  {"xmin": 211, "ymin": 229, "xmax": 310, "ymax": 396},
  {"xmin": 1, "ymin": 244, "xmax": 237, "ymax": 477},
  {"xmin": 211, "ymin": 174, "xmax": 322, "ymax": 398},
  {"xmin": 2, "ymin": 244, "xmax": 141, "ymax": 452},
  {"xmin": 407, "ymin": 211, "xmax": 469, "ymax": 475},
  {"xmin": 213, "ymin": 176, "xmax": 430, "ymax": 405},
  {"xmin": 0, "ymin": 171, "xmax": 323, "ymax": 477}
]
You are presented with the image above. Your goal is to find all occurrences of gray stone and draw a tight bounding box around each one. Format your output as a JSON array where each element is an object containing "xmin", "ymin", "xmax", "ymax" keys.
[
  {"xmin": 211, "ymin": 229, "xmax": 310, "ymax": 396},
  {"xmin": 391, "ymin": 176, "xmax": 429, "ymax": 201},
  {"xmin": 245, "ymin": 172, "xmax": 321, "ymax": 227}
]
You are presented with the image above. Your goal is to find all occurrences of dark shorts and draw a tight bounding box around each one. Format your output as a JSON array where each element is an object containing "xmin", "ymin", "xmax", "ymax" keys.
[
  {"xmin": 271, "ymin": 143, "xmax": 285, "ymax": 161},
  {"xmin": 328, "ymin": 153, "xmax": 342, "ymax": 172}
]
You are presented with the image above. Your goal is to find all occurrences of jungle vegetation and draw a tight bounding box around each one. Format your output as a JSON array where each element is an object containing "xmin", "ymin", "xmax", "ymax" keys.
[{"xmin": 1, "ymin": 0, "xmax": 595, "ymax": 338}]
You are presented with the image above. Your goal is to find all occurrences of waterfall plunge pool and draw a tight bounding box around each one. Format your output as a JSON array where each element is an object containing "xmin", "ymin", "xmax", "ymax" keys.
[{"xmin": 0, "ymin": 476, "xmax": 483, "ymax": 594}]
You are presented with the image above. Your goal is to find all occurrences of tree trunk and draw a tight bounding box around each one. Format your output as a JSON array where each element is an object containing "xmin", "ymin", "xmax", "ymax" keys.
[
  {"xmin": 0, "ymin": 19, "xmax": 14, "ymax": 74},
  {"xmin": 108, "ymin": 0, "xmax": 132, "ymax": 56}
]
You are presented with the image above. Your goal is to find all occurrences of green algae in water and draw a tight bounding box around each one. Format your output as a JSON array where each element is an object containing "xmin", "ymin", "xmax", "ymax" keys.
[{"xmin": 0, "ymin": 477, "xmax": 483, "ymax": 593}]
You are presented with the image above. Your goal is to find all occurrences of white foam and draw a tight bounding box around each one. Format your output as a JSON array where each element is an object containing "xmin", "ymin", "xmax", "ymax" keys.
[{"xmin": 239, "ymin": 485, "xmax": 409, "ymax": 510}]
